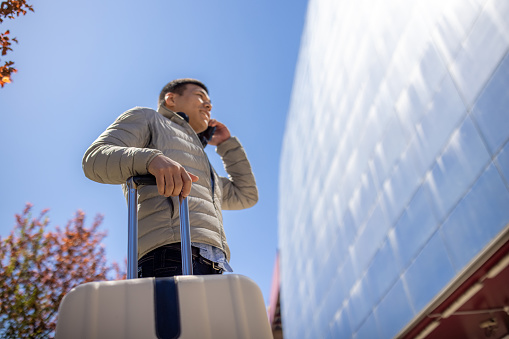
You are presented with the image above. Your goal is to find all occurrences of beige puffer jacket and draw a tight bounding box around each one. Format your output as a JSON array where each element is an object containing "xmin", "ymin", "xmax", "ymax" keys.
[{"xmin": 82, "ymin": 105, "xmax": 258, "ymax": 260}]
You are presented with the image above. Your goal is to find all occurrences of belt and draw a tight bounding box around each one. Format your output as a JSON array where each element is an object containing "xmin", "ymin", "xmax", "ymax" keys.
[
  {"xmin": 196, "ymin": 256, "xmax": 223, "ymax": 273},
  {"xmin": 161, "ymin": 243, "xmax": 223, "ymax": 273}
]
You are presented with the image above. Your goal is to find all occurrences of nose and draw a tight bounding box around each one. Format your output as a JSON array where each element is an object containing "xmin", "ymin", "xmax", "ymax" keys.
[{"xmin": 204, "ymin": 100, "xmax": 212, "ymax": 111}]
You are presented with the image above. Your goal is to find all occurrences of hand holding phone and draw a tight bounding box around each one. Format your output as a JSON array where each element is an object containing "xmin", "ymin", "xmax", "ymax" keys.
[
  {"xmin": 206, "ymin": 119, "xmax": 231, "ymax": 146},
  {"xmin": 198, "ymin": 125, "xmax": 216, "ymax": 147}
]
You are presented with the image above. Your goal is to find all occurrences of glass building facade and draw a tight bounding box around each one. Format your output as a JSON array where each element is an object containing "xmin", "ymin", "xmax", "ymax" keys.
[{"xmin": 278, "ymin": 0, "xmax": 509, "ymax": 337}]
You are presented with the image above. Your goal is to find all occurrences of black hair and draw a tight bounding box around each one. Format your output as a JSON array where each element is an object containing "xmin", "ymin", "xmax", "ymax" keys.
[{"xmin": 158, "ymin": 78, "xmax": 208, "ymax": 106}]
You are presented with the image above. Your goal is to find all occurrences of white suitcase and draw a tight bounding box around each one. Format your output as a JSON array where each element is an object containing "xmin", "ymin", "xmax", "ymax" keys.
[{"xmin": 55, "ymin": 176, "xmax": 273, "ymax": 339}]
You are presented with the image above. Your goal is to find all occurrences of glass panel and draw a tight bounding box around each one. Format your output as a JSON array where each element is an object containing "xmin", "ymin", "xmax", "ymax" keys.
[
  {"xmin": 441, "ymin": 163, "xmax": 509, "ymax": 269},
  {"xmin": 485, "ymin": 0, "xmax": 509, "ymax": 34},
  {"xmin": 495, "ymin": 141, "xmax": 509, "ymax": 184},
  {"xmin": 339, "ymin": 256, "xmax": 358, "ymax": 300},
  {"xmin": 353, "ymin": 202, "xmax": 390, "ymax": 274},
  {"xmin": 311, "ymin": 305, "xmax": 330, "ymax": 339},
  {"xmin": 392, "ymin": 186, "xmax": 439, "ymax": 269},
  {"xmin": 347, "ymin": 278, "xmax": 373, "ymax": 333},
  {"xmin": 348, "ymin": 170, "xmax": 379, "ymax": 228},
  {"xmin": 423, "ymin": 116, "xmax": 491, "ymax": 221},
  {"xmin": 365, "ymin": 240, "xmax": 399, "ymax": 304},
  {"xmin": 322, "ymin": 275, "xmax": 347, "ymax": 334},
  {"xmin": 404, "ymin": 232, "xmax": 456, "ymax": 311},
  {"xmin": 395, "ymin": 42, "xmax": 447, "ymax": 139},
  {"xmin": 355, "ymin": 312, "xmax": 379, "ymax": 339},
  {"xmin": 339, "ymin": 208, "xmax": 358, "ymax": 254},
  {"xmin": 431, "ymin": 0, "xmax": 485, "ymax": 64},
  {"xmin": 329, "ymin": 309, "xmax": 352, "ymax": 339},
  {"xmin": 375, "ymin": 280, "xmax": 415, "ymax": 339},
  {"xmin": 372, "ymin": 115, "xmax": 408, "ymax": 185},
  {"xmin": 449, "ymin": 4, "xmax": 509, "ymax": 106},
  {"xmin": 472, "ymin": 52, "xmax": 509, "ymax": 154},
  {"xmin": 407, "ymin": 73, "xmax": 466, "ymax": 176},
  {"xmin": 382, "ymin": 149, "xmax": 421, "ymax": 225}
]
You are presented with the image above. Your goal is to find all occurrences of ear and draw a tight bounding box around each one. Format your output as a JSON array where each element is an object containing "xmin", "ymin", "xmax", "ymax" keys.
[{"xmin": 164, "ymin": 92, "xmax": 177, "ymax": 108}]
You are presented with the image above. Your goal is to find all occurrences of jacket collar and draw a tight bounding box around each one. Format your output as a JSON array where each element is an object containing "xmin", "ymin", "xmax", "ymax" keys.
[
  {"xmin": 157, "ymin": 104, "xmax": 188, "ymax": 124},
  {"xmin": 157, "ymin": 104, "xmax": 209, "ymax": 147}
]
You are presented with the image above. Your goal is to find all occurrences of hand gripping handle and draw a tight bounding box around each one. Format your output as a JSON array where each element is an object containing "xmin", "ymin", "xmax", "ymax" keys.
[{"xmin": 126, "ymin": 175, "xmax": 193, "ymax": 279}]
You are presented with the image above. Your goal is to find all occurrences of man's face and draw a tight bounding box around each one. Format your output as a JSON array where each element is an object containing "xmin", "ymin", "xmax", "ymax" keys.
[{"xmin": 165, "ymin": 84, "xmax": 212, "ymax": 133}]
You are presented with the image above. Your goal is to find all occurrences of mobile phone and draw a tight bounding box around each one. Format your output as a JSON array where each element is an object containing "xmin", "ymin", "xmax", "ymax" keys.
[{"xmin": 198, "ymin": 126, "xmax": 216, "ymax": 147}]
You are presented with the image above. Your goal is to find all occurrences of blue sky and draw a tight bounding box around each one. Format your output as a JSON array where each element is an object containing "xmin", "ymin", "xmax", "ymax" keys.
[{"xmin": 0, "ymin": 0, "xmax": 308, "ymax": 306}]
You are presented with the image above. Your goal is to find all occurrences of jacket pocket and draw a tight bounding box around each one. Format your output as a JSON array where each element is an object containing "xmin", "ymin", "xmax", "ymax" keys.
[{"xmin": 169, "ymin": 196, "xmax": 178, "ymax": 220}]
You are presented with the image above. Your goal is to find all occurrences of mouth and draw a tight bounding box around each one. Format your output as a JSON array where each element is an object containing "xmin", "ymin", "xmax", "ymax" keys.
[{"xmin": 200, "ymin": 111, "xmax": 210, "ymax": 120}]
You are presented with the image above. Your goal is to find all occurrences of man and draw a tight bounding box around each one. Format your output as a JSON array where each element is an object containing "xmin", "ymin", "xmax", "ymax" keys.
[{"xmin": 82, "ymin": 78, "xmax": 258, "ymax": 277}]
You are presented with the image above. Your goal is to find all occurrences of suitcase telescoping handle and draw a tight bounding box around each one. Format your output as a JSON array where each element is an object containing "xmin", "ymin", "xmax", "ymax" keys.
[{"xmin": 126, "ymin": 175, "xmax": 193, "ymax": 279}]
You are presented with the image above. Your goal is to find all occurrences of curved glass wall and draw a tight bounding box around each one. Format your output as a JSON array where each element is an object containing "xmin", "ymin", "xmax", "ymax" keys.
[{"xmin": 278, "ymin": 0, "xmax": 509, "ymax": 337}]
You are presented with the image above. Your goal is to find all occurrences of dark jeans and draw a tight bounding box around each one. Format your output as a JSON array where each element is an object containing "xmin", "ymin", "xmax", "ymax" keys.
[{"xmin": 138, "ymin": 243, "xmax": 223, "ymax": 278}]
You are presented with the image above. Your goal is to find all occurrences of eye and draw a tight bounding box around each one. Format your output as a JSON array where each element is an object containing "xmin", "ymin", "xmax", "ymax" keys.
[{"xmin": 196, "ymin": 91, "xmax": 211, "ymax": 105}]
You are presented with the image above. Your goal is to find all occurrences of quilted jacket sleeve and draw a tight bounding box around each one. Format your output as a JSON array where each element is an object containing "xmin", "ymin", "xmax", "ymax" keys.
[
  {"xmin": 216, "ymin": 136, "xmax": 258, "ymax": 210},
  {"xmin": 82, "ymin": 108, "xmax": 163, "ymax": 185}
]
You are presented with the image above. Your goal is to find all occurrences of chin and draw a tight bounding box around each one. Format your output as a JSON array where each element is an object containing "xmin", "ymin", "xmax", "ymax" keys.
[{"xmin": 197, "ymin": 126, "xmax": 209, "ymax": 133}]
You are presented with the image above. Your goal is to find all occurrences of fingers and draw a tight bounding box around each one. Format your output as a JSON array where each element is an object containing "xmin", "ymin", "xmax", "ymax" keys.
[
  {"xmin": 155, "ymin": 173, "xmax": 167, "ymax": 196},
  {"xmin": 206, "ymin": 119, "xmax": 231, "ymax": 146},
  {"xmin": 189, "ymin": 173, "xmax": 199, "ymax": 182},
  {"xmin": 181, "ymin": 173, "xmax": 192, "ymax": 198},
  {"xmin": 171, "ymin": 173, "xmax": 183, "ymax": 196},
  {"xmin": 208, "ymin": 119, "xmax": 226, "ymax": 130},
  {"xmin": 148, "ymin": 155, "xmax": 199, "ymax": 197},
  {"xmin": 160, "ymin": 169, "xmax": 198, "ymax": 197},
  {"xmin": 181, "ymin": 173, "xmax": 200, "ymax": 198}
]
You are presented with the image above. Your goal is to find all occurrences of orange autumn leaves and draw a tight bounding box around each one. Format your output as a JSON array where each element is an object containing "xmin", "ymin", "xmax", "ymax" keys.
[
  {"xmin": 1, "ymin": 30, "xmax": 17, "ymax": 87},
  {"xmin": 0, "ymin": 204, "xmax": 125, "ymax": 338},
  {"xmin": 1, "ymin": 0, "xmax": 34, "ymax": 87}
]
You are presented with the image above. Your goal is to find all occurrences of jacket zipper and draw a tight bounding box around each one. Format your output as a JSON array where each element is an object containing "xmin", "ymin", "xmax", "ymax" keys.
[{"xmin": 183, "ymin": 121, "xmax": 216, "ymax": 204}]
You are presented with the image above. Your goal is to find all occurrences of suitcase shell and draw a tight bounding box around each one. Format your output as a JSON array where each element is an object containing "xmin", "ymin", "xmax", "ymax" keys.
[
  {"xmin": 55, "ymin": 275, "xmax": 272, "ymax": 339},
  {"xmin": 55, "ymin": 176, "xmax": 273, "ymax": 338}
]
